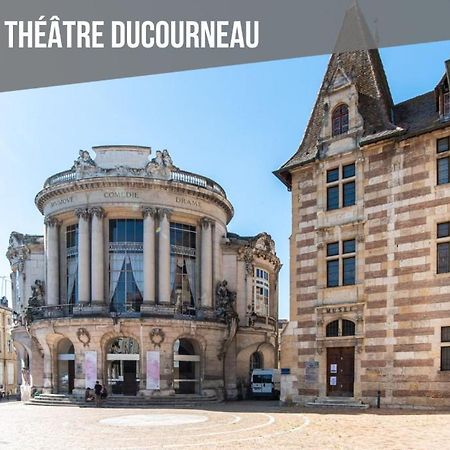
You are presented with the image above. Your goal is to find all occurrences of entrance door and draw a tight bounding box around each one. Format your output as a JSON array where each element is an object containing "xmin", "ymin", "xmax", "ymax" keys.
[
  {"xmin": 122, "ymin": 361, "xmax": 138, "ymax": 396},
  {"xmin": 326, "ymin": 347, "xmax": 354, "ymax": 397}
]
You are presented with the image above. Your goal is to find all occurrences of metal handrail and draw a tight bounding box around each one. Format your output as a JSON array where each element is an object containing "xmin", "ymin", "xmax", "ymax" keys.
[
  {"xmin": 18, "ymin": 303, "xmax": 220, "ymax": 323},
  {"xmin": 43, "ymin": 168, "xmax": 226, "ymax": 197}
]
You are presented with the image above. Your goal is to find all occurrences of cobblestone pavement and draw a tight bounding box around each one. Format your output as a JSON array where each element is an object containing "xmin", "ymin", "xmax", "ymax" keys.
[{"xmin": 2, "ymin": 401, "xmax": 450, "ymax": 449}]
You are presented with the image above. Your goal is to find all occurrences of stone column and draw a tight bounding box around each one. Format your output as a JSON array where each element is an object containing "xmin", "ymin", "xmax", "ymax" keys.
[
  {"xmin": 76, "ymin": 208, "xmax": 91, "ymax": 304},
  {"xmin": 200, "ymin": 217, "xmax": 213, "ymax": 308},
  {"xmin": 158, "ymin": 209, "xmax": 172, "ymax": 304},
  {"xmin": 142, "ymin": 208, "xmax": 157, "ymax": 304},
  {"xmin": 213, "ymin": 222, "xmax": 225, "ymax": 297},
  {"xmin": 44, "ymin": 217, "xmax": 60, "ymax": 306},
  {"xmin": 90, "ymin": 207, "xmax": 105, "ymax": 304}
]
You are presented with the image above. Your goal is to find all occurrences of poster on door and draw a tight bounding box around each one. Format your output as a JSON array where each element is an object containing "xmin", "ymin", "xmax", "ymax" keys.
[
  {"xmin": 147, "ymin": 351, "xmax": 160, "ymax": 390},
  {"xmin": 85, "ymin": 351, "xmax": 97, "ymax": 389},
  {"xmin": 330, "ymin": 376, "xmax": 337, "ymax": 386}
]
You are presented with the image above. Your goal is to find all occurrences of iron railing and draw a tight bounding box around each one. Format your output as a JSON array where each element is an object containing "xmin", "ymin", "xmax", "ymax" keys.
[
  {"xmin": 43, "ymin": 168, "xmax": 226, "ymax": 197},
  {"xmin": 18, "ymin": 303, "xmax": 220, "ymax": 323}
]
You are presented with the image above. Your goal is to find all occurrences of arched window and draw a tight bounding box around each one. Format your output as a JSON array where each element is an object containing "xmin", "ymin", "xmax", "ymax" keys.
[
  {"xmin": 342, "ymin": 319, "xmax": 356, "ymax": 336},
  {"xmin": 326, "ymin": 319, "xmax": 356, "ymax": 337},
  {"xmin": 326, "ymin": 320, "xmax": 339, "ymax": 337},
  {"xmin": 250, "ymin": 351, "xmax": 263, "ymax": 372},
  {"xmin": 332, "ymin": 104, "xmax": 349, "ymax": 136}
]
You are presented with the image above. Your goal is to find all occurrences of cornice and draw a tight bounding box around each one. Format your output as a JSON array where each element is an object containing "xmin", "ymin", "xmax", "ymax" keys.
[{"xmin": 35, "ymin": 176, "xmax": 234, "ymax": 223}]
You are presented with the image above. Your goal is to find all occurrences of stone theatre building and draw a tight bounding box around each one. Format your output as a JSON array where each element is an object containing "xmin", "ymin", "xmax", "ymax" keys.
[
  {"xmin": 276, "ymin": 49, "xmax": 450, "ymax": 407},
  {"xmin": 7, "ymin": 146, "xmax": 280, "ymax": 400}
]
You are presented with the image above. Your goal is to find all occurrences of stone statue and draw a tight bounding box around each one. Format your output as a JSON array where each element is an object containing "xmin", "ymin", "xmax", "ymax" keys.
[
  {"xmin": 28, "ymin": 280, "xmax": 44, "ymax": 308},
  {"xmin": 215, "ymin": 280, "xmax": 238, "ymax": 324},
  {"xmin": 162, "ymin": 149, "xmax": 174, "ymax": 168},
  {"xmin": 145, "ymin": 149, "xmax": 176, "ymax": 179},
  {"xmin": 73, "ymin": 150, "xmax": 96, "ymax": 171},
  {"xmin": 216, "ymin": 280, "xmax": 239, "ymax": 360}
]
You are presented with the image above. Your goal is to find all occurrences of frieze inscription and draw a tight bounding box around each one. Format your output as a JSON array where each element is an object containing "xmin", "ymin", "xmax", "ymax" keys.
[
  {"xmin": 176, "ymin": 196, "xmax": 201, "ymax": 207},
  {"xmin": 104, "ymin": 191, "xmax": 138, "ymax": 199},
  {"xmin": 50, "ymin": 196, "xmax": 74, "ymax": 208}
]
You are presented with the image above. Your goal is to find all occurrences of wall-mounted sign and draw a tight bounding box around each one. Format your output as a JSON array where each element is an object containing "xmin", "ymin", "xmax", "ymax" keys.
[
  {"xmin": 330, "ymin": 376, "xmax": 337, "ymax": 386},
  {"xmin": 330, "ymin": 364, "xmax": 337, "ymax": 373},
  {"xmin": 146, "ymin": 351, "xmax": 160, "ymax": 390}
]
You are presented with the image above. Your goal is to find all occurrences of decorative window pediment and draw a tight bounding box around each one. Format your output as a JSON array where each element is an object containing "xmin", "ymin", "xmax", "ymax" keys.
[{"xmin": 328, "ymin": 67, "xmax": 352, "ymax": 92}]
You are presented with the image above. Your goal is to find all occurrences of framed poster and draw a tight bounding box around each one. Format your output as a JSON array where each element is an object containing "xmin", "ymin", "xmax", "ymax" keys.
[
  {"xmin": 330, "ymin": 376, "xmax": 337, "ymax": 386},
  {"xmin": 85, "ymin": 351, "xmax": 97, "ymax": 389},
  {"xmin": 147, "ymin": 351, "xmax": 160, "ymax": 390},
  {"xmin": 330, "ymin": 364, "xmax": 337, "ymax": 373}
]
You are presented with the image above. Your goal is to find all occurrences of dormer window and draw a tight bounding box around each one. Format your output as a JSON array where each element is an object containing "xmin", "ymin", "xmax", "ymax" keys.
[
  {"xmin": 332, "ymin": 104, "xmax": 349, "ymax": 136},
  {"xmin": 444, "ymin": 92, "xmax": 450, "ymax": 117}
]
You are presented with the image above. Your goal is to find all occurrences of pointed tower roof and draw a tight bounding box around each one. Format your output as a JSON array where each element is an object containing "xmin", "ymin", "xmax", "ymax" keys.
[{"xmin": 275, "ymin": 1, "xmax": 395, "ymax": 189}]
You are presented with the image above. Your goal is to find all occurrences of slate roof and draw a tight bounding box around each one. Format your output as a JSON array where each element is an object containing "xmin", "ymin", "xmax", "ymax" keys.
[{"xmin": 275, "ymin": 48, "xmax": 396, "ymax": 187}]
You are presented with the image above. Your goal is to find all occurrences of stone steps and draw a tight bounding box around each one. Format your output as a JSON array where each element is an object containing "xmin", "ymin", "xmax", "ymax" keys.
[
  {"xmin": 28, "ymin": 393, "xmax": 220, "ymax": 408},
  {"xmin": 306, "ymin": 397, "xmax": 369, "ymax": 409}
]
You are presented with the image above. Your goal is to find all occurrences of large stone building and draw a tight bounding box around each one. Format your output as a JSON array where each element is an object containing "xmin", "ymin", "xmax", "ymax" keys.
[
  {"xmin": 276, "ymin": 48, "xmax": 450, "ymax": 407},
  {"xmin": 7, "ymin": 146, "xmax": 280, "ymax": 400},
  {"xmin": 0, "ymin": 297, "xmax": 16, "ymax": 396}
]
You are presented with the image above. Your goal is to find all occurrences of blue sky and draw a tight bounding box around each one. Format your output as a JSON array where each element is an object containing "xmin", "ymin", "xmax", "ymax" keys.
[{"xmin": 0, "ymin": 40, "xmax": 449, "ymax": 318}]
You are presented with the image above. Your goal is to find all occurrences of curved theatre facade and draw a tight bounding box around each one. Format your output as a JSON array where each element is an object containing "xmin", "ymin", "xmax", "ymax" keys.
[{"xmin": 7, "ymin": 146, "xmax": 281, "ymax": 400}]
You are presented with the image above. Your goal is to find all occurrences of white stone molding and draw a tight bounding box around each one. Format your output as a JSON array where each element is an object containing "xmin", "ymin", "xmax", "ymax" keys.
[
  {"xmin": 158, "ymin": 208, "xmax": 171, "ymax": 304},
  {"xmin": 142, "ymin": 207, "xmax": 158, "ymax": 304},
  {"xmin": 201, "ymin": 217, "xmax": 214, "ymax": 308},
  {"xmin": 76, "ymin": 209, "xmax": 91, "ymax": 304},
  {"xmin": 89, "ymin": 207, "xmax": 105, "ymax": 303},
  {"xmin": 45, "ymin": 217, "xmax": 60, "ymax": 306}
]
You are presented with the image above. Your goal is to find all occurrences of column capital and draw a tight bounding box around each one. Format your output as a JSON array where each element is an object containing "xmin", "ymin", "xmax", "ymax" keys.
[
  {"xmin": 44, "ymin": 216, "xmax": 61, "ymax": 227},
  {"xmin": 158, "ymin": 208, "xmax": 172, "ymax": 220},
  {"xmin": 75, "ymin": 208, "xmax": 91, "ymax": 220},
  {"xmin": 200, "ymin": 217, "xmax": 214, "ymax": 228},
  {"xmin": 88, "ymin": 207, "xmax": 105, "ymax": 218},
  {"xmin": 142, "ymin": 207, "xmax": 159, "ymax": 219}
]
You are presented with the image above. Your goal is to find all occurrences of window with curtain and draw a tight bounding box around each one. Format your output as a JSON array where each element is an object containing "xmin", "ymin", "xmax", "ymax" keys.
[
  {"xmin": 170, "ymin": 223, "xmax": 197, "ymax": 311},
  {"xmin": 66, "ymin": 224, "xmax": 78, "ymax": 304},
  {"xmin": 253, "ymin": 268, "xmax": 270, "ymax": 316},
  {"xmin": 109, "ymin": 219, "xmax": 143, "ymax": 312}
]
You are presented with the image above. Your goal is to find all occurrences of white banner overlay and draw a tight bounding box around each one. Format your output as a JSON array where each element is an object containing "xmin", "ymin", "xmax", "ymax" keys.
[
  {"xmin": 85, "ymin": 351, "xmax": 97, "ymax": 389},
  {"xmin": 146, "ymin": 351, "xmax": 160, "ymax": 390}
]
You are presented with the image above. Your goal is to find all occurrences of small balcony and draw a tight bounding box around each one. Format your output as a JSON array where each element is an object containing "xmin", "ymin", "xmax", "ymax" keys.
[{"xmin": 14, "ymin": 303, "xmax": 220, "ymax": 325}]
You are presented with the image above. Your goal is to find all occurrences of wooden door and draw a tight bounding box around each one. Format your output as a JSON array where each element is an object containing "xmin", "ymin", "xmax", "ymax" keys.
[{"xmin": 326, "ymin": 347, "xmax": 354, "ymax": 397}]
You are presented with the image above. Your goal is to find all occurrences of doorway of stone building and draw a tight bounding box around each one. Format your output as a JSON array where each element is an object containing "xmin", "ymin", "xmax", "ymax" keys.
[
  {"xmin": 57, "ymin": 338, "xmax": 75, "ymax": 394},
  {"xmin": 326, "ymin": 347, "xmax": 354, "ymax": 397},
  {"xmin": 106, "ymin": 337, "xmax": 140, "ymax": 396},
  {"xmin": 173, "ymin": 338, "xmax": 200, "ymax": 394}
]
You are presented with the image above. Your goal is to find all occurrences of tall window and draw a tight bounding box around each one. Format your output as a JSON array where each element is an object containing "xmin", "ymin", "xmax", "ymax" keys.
[
  {"xmin": 326, "ymin": 163, "xmax": 356, "ymax": 210},
  {"xmin": 326, "ymin": 239, "xmax": 356, "ymax": 287},
  {"xmin": 437, "ymin": 222, "xmax": 450, "ymax": 273},
  {"xmin": 441, "ymin": 327, "xmax": 450, "ymax": 371},
  {"xmin": 254, "ymin": 268, "xmax": 270, "ymax": 316},
  {"xmin": 66, "ymin": 224, "xmax": 78, "ymax": 304},
  {"xmin": 250, "ymin": 351, "xmax": 263, "ymax": 372},
  {"xmin": 444, "ymin": 92, "xmax": 450, "ymax": 117},
  {"xmin": 332, "ymin": 104, "xmax": 349, "ymax": 136},
  {"xmin": 109, "ymin": 219, "xmax": 143, "ymax": 312},
  {"xmin": 437, "ymin": 137, "xmax": 450, "ymax": 185},
  {"xmin": 170, "ymin": 223, "xmax": 197, "ymax": 311}
]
